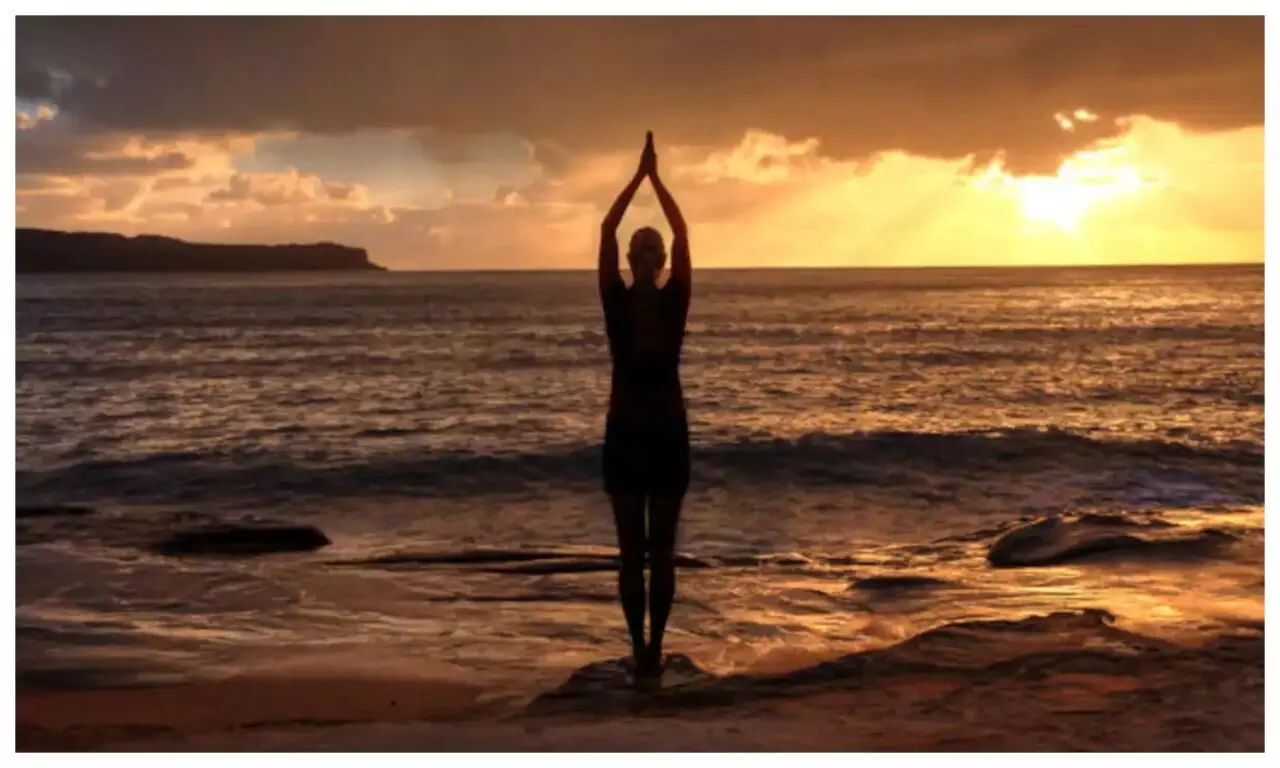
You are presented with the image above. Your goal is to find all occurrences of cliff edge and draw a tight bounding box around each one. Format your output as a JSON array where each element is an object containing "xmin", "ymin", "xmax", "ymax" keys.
[{"xmin": 16, "ymin": 229, "xmax": 385, "ymax": 273}]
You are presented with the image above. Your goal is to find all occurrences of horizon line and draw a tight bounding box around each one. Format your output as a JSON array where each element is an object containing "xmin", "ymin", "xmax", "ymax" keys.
[{"xmin": 380, "ymin": 261, "xmax": 1263, "ymax": 274}]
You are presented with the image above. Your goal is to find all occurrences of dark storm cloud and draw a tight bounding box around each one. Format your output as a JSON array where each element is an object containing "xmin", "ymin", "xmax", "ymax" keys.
[
  {"xmin": 16, "ymin": 16, "xmax": 1263, "ymax": 173},
  {"xmin": 16, "ymin": 133, "xmax": 195, "ymax": 176},
  {"xmin": 16, "ymin": 67, "xmax": 58, "ymax": 101}
]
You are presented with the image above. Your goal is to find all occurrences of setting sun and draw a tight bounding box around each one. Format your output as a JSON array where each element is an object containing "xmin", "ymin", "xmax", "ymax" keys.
[
  {"xmin": 973, "ymin": 139, "xmax": 1148, "ymax": 233},
  {"xmin": 1015, "ymin": 166, "xmax": 1145, "ymax": 232}
]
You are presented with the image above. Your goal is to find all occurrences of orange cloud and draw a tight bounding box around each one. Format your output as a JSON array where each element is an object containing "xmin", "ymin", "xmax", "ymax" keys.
[
  {"xmin": 206, "ymin": 169, "xmax": 371, "ymax": 207},
  {"xmin": 674, "ymin": 117, "xmax": 1261, "ymax": 267},
  {"xmin": 16, "ymin": 104, "xmax": 57, "ymax": 131},
  {"xmin": 692, "ymin": 130, "xmax": 825, "ymax": 184},
  {"xmin": 14, "ymin": 115, "xmax": 1262, "ymax": 269}
]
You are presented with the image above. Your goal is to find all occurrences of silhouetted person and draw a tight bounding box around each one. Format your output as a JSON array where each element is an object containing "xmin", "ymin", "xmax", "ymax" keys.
[{"xmin": 598, "ymin": 132, "xmax": 692, "ymax": 682}]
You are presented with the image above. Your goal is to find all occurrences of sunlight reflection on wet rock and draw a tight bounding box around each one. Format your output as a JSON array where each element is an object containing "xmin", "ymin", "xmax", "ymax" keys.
[{"xmin": 522, "ymin": 609, "xmax": 1261, "ymax": 722}]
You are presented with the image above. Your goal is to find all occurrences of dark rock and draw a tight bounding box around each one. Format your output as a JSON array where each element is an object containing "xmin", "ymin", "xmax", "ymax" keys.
[
  {"xmin": 527, "ymin": 653, "xmax": 718, "ymax": 714},
  {"xmin": 16, "ymin": 505, "xmax": 95, "ymax": 519},
  {"xmin": 987, "ymin": 515, "xmax": 1233, "ymax": 568},
  {"xmin": 850, "ymin": 574, "xmax": 952, "ymax": 591},
  {"xmin": 16, "ymin": 228, "xmax": 384, "ymax": 273},
  {"xmin": 153, "ymin": 524, "xmax": 331, "ymax": 556}
]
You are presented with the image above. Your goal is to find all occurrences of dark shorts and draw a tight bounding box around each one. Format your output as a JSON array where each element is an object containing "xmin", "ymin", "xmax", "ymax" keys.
[{"xmin": 603, "ymin": 418, "xmax": 691, "ymax": 497}]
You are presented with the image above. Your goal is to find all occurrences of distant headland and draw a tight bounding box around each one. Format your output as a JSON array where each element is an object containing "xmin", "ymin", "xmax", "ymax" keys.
[{"xmin": 15, "ymin": 228, "xmax": 385, "ymax": 273}]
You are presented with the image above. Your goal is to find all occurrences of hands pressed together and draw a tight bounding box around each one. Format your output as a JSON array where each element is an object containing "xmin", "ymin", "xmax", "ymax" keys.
[{"xmin": 637, "ymin": 131, "xmax": 658, "ymax": 180}]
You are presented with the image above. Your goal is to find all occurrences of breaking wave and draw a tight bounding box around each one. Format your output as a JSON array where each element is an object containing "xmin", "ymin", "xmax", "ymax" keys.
[{"xmin": 15, "ymin": 427, "xmax": 1261, "ymax": 505}]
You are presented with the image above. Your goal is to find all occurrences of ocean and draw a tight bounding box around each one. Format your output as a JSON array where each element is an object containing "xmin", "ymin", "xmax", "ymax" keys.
[{"xmin": 14, "ymin": 265, "xmax": 1264, "ymax": 736}]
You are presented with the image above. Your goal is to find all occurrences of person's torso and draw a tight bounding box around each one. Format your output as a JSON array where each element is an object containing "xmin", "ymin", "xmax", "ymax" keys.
[{"xmin": 605, "ymin": 281, "xmax": 688, "ymax": 424}]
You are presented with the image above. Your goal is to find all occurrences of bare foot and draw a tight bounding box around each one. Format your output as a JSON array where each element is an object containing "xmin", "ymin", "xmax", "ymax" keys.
[
  {"xmin": 633, "ymin": 656, "xmax": 662, "ymax": 691},
  {"xmin": 620, "ymin": 647, "xmax": 644, "ymax": 680},
  {"xmin": 635, "ymin": 648, "xmax": 664, "ymax": 679}
]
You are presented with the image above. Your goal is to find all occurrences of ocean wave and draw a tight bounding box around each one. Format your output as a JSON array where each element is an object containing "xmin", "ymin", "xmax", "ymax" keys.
[{"xmin": 16, "ymin": 426, "xmax": 1261, "ymax": 505}]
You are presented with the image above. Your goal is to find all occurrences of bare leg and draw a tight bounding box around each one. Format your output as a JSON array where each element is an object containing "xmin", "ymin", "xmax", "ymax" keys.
[
  {"xmin": 610, "ymin": 494, "xmax": 648, "ymax": 667},
  {"xmin": 646, "ymin": 494, "xmax": 684, "ymax": 670}
]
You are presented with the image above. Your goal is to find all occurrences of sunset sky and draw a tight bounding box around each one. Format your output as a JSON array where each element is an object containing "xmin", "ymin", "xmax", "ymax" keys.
[{"xmin": 14, "ymin": 16, "xmax": 1264, "ymax": 270}]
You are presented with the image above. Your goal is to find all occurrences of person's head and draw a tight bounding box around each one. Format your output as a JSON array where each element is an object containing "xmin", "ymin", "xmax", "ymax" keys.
[{"xmin": 627, "ymin": 227, "xmax": 667, "ymax": 284}]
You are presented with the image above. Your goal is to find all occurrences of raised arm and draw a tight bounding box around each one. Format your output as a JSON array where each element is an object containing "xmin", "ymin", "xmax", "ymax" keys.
[
  {"xmin": 599, "ymin": 173, "xmax": 643, "ymax": 291},
  {"xmin": 649, "ymin": 166, "xmax": 690, "ymax": 285},
  {"xmin": 599, "ymin": 135, "xmax": 655, "ymax": 293}
]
